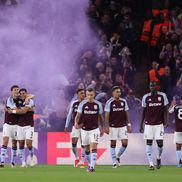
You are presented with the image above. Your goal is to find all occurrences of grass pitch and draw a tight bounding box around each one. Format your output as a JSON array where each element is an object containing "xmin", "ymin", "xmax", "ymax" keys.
[{"xmin": 0, "ymin": 165, "xmax": 181, "ymax": 182}]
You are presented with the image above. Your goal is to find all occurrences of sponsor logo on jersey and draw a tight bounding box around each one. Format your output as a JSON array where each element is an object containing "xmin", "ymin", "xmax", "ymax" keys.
[
  {"xmin": 113, "ymin": 108, "xmax": 124, "ymax": 111},
  {"xmin": 149, "ymin": 103, "xmax": 162, "ymax": 107},
  {"xmin": 84, "ymin": 110, "xmax": 98, "ymax": 114}
]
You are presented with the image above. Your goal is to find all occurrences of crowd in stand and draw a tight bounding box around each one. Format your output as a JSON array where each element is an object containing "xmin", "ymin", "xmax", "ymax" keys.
[{"xmin": 0, "ymin": 0, "xmax": 182, "ymax": 132}]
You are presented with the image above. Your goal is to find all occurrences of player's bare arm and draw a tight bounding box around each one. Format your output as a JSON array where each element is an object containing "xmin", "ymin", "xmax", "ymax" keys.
[
  {"xmin": 164, "ymin": 107, "xmax": 169, "ymax": 128},
  {"xmin": 99, "ymin": 114, "xmax": 104, "ymax": 137},
  {"xmin": 126, "ymin": 111, "xmax": 132, "ymax": 133},
  {"xmin": 24, "ymin": 94, "xmax": 35, "ymax": 105},
  {"xmin": 74, "ymin": 112, "xmax": 81, "ymax": 129},
  {"xmin": 9, "ymin": 106, "xmax": 30, "ymax": 115},
  {"xmin": 140, "ymin": 108, "xmax": 146, "ymax": 133},
  {"xmin": 105, "ymin": 112, "xmax": 110, "ymax": 134}
]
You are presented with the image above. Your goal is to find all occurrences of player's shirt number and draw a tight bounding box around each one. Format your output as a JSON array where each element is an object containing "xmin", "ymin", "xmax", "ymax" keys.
[{"xmin": 177, "ymin": 109, "xmax": 182, "ymax": 120}]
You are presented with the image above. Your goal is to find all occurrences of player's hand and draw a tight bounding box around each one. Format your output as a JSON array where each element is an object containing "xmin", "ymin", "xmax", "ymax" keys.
[
  {"xmin": 100, "ymin": 127, "xmax": 104, "ymax": 137},
  {"xmin": 127, "ymin": 126, "xmax": 132, "ymax": 133},
  {"xmin": 4, "ymin": 107, "xmax": 9, "ymax": 112},
  {"xmin": 74, "ymin": 122, "xmax": 79, "ymax": 129},
  {"xmin": 7, "ymin": 109, "xmax": 13, "ymax": 114},
  {"xmin": 24, "ymin": 98, "xmax": 30, "ymax": 105},
  {"xmin": 104, "ymin": 126, "xmax": 109, "ymax": 134},
  {"xmin": 64, "ymin": 127, "xmax": 69, "ymax": 133},
  {"xmin": 139, "ymin": 125, "xmax": 144, "ymax": 133}
]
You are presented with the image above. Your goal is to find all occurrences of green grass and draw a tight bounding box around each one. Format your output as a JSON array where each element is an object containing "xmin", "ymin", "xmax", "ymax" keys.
[{"xmin": 0, "ymin": 165, "xmax": 181, "ymax": 182}]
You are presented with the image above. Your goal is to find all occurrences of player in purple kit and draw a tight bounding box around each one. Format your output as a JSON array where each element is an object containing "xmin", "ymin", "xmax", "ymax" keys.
[
  {"xmin": 6, "ymin": 88, "xmax": 35, "ymax": 167},
  {"xmin": 105, "ymin": 86, "xmax": 132, "ymax": 168},
  {"xmin": 75, "ymin": 87, "xmax": 104, "ymax": 172},
  {"xmin": 140, "ymin": 81, "xmax": 169, "ymax": 170},
  {"xmin": 169, "ymin": 96, "xmax": 182, "ymax": 167},
  {"xmin": 64, "ymin": 88, "xmax": 86, "ymax": 168},
  {"xmin": 0, "ymin": 85, "xmax": 22, "ymax": 167}
]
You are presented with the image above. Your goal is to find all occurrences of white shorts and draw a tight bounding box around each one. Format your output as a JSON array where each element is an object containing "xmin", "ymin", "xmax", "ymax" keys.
[
  {"xmin": 81, "ymin": 128, "xmax": 100, "ymax": 146},
  {"xmin": 71, "ymin": 126, "xmax": 81, "ymax": 138},
  {"xmin": 17, "ymin": 126, "xmax": 34, "ymax": 141},
  {"xmin": 109, "ymin": 126, "xmax": 128, "ymax": 140},
  {"xmin": 144, "ymin": 124, "xmax": 164, "ymax": 140},
  {"xmin": 174, "ymin": 132, "xmax": 182, "ymax": 144},
  {"xmin": 2, "ymin": 123, "xmax": 17, "ymax": 140}
]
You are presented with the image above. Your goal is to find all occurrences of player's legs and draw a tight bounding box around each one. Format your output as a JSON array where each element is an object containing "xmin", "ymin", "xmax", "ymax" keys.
[
  {"xmin": 110, "ymin": 140, "xmax": 117, "ymax": 167},
  {"xmin": 71, "ymin": 126, "xmax": 81, "ymax": 167},
  {"xmin": 1, "ymin": 123, "xmax": 14, "ymax": 167},
  {"xmin": 80, "ymin": 145, "xmax": 85, "ymax": 168},
  {"xmin": 11, "ymin": 139, "xmax": 17, "ymax": 167},
  {"xmin": 19, "ymin": 140, "xmax": 26, "ymax": 167},
  {"xmin": 116, "ymin": 127, "xmax": 128, "ymax": 166},
  {"xmin": 26, "ymin": 139, "xmax": 34, "ymax": 157},
  {"xmin": 116, "ymin": 139, "xmax": 128, "ymax": 166},
  {"xmin": 10, "ymin": 125, "xmax": 18, "ymax": 167},
  {"xmin": 109, "ymin": 127, "xmax": 118, "ymax": 167},
  {"xmin": 0, "ymin": 136, "xmax": 9, "ymax": 166},
  {"xmin": 81, "ymin": 129, "xmax": 91, "ymax": 166},
  {"xmin": 80, "ymin": 134, "xmax": 85, "ymax": 168},
  {"xmin": 72, "ymin": 137, "xmax": 79, "ymax": 167},
  {"xmin": 146, "ymin": 139, "xmax": 154, "ymax": 170},
  {"xmin": 144, "ymin": 125, "xmax": 154, "ymax": 170},
  {"xmin": 89, "ymin": 128, "xmax": 100, "ymax": 172},
  {"xmin": 156, "ymin": 140, "xmax": 163, "ymax": 169},
  {"xmin": 174, "ymin": 132, "xmax": 182, "ymax": 167},
  {"xmin": 85, "ymin": 145, "xmax": 91, "ymax": 166},
  {"xmin": 176, "ymin": 143, "xmax": 182, "ymax": 167},
  {"xmin": 17, "ymin": 126, "xmax": 26, "ymax": 167}
]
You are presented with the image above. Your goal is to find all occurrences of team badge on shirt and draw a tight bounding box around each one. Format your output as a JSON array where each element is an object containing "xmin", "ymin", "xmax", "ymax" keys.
[
  {"xmin": 121, "ymin": 102, "xmax": 124, "ymax": 106},
  {"xmin": 94, "ymin": 105, "xmax": 98, "ymax": 110},
  {"xmin": 85, "ymin": 106, "xmax": 89, "ymax": 109},
  {"xmin": 158, "ymin": 97, "xmax": 161, "ymax": 101}
]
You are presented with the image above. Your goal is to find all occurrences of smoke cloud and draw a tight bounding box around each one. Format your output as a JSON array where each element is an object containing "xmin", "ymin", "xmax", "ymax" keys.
[{"xmin": 0, "ymin": 0, "xmax": 95, "ymax": 111}]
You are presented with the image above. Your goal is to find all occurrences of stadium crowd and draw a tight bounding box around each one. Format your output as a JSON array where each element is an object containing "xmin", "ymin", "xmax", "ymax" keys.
[{"xmin": 0, "ymin": 0, "xmax": 182, "ymax": 133}]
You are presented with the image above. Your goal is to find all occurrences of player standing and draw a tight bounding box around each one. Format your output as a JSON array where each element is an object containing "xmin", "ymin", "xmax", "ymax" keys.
[
  {"xmin": 0, "ymin": 85, "xmax": 23, "ymax": 167},
  {"xmin": 169, "ymin": 96, "xmax": 182, "ymax": 167},
  {"xmin": 105, "ymin": 86, "xmax": 132, "ymax": 168},
  {"xmin": 64, "ymin": 88, "xmax": 86, "ymax": 168},
  {"xmin": 16, "ymin": 88, "xmax": 35, "ymax": 167},
  {"xmin": 75, "ymin": 87, "xmax": 104, "ymax": 172},
  {"xmin": 140, "ymin": 81, "xmax": 169, "ymax": 170}
]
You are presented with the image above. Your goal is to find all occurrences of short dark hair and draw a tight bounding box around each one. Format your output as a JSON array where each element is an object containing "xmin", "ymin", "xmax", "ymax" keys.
[
  {"xmin": 11, "ymin": 85, "xmax": 19, "ymax": 91},
  {"xmin": 19, "ymin": 88, "xmax": 27, "ymax": 93},
  {"xmin": 86, "ymin": 86, "xmax": 95, "ymax": 92},
  {"xmin": 111, "ymin": 86, "xmax": 121, "ymax": 92},
  {"xmin": 76, "ymin": 88, "xmax": 84, "ymax": 94}
]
